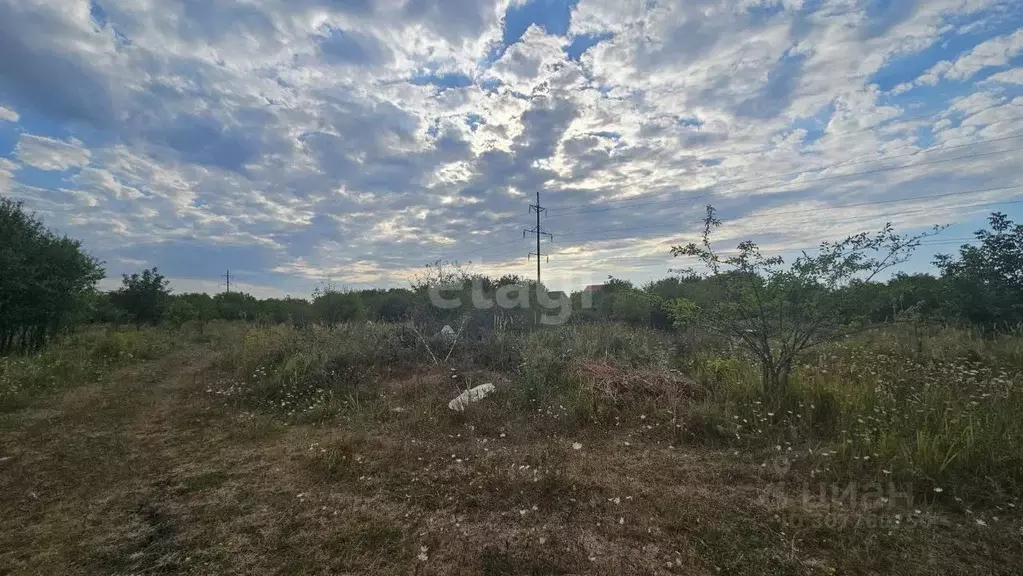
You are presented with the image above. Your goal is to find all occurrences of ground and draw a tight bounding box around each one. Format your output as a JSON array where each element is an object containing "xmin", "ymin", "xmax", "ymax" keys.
[{"xmin": 1, "ymin": 338, "xmax": 1020, "ymax": 575}]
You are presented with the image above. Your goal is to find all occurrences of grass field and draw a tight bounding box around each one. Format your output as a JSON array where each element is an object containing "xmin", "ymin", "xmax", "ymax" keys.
[{"xmin": 1, "ymin": 322, "xmax": 1021, "ymax": 575}]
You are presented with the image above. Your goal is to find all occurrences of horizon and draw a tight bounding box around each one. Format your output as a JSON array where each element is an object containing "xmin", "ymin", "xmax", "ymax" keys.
[{"xmin": 3, "ymin": 0, "xmax": 1023, "ymax": 299}]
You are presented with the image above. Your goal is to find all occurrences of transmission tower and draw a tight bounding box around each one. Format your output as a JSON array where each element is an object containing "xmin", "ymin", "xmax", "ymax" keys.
[{"xmin": 524, "ymin": 191, "xmax": 553, "ymax": 287}]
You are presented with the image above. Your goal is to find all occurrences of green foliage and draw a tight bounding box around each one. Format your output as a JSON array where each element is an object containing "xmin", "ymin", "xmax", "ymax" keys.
[
  {"xmin": 215, "ymin": 324, "xmax": 427, "ymax": 419},
  {"xmin": 256, "ymin": 297, "xmax": 313, "ymax": 327},
  {"xmin": 936, "ymin": 212, "xmax": 1023, "ymax": 330},
  {"xmin": 672, "ymin": 205, "xmax": 935, "ymax": 400},
  {"xmin": 176, "ymin": 293, "xmax": 217, "ymax": 328},
  {"xmin": 214, "ymin": 291, "xmax": 259, "ymax": 321},
  {"xmin": 0, "ymin": 197, "xmax": 105, "ymax": 355},
  {"xmin": 112, "ymin": 268, "xmax": 170, "ymax": 329},
  {"xmin": 0, "ymin": 326, "xmax": 184, "ymax": 411},
  {"xmin": 166, "ymin": 297, "xmax": 196, "ymax": 328},
  {"xmin": 312, "ymin": 282, "xmax": 365, "ymax": 329},
  {"xmin": 697, "ymin": 328, "xmax": 1023, "ymax": 502},
  {"xmin": 610, "ymin": 290, "xmax": 662, "ymax": 327},
  {"xmin": 662, "ymin": 297, "xmax": 700, "ymax": 329}
]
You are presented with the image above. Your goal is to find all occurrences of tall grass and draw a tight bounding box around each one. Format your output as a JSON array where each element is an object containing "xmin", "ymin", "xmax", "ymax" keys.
[
  {"xmin": 0, "ymin": 326, "xmax": 189, "ymax": 411},
  {"xmin": 696, "ymin": 326, "xmax": 1023, "ymax": 502}
]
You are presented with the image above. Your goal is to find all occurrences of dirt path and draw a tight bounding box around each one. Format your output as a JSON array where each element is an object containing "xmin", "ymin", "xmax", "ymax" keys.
[{"xmin": 1, "ymin": 347, "xmax": 1020, "ymax": 575}]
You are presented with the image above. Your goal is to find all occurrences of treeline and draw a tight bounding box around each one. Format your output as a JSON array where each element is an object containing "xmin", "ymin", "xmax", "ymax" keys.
[
  {"xmin": 1, "ymin": 198, "xmax": 104, "ymax": 355},
  {"xmin": 83, "ymin": 280, "xmax": 419, "ymax": 329},
  {"xmin": 2, "ymin": 192, "xmax": 1021, "ymax": 357},
  {"xmin": 576, "ymin": 212, "xmax": 1023, "ymax": 333}
]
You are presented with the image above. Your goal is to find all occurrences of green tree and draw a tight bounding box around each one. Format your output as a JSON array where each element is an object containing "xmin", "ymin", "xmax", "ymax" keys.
[
  {"xmin": 113, "ymin": 268, "xmax": 171, "ymax": 329},
  {"xmin": 672, "ymin": 206, "xmax": 934, "ymax": 400},
  {"xmin": 313, "ymin": 282, "xmax": 365, "ymax": 329},
  {"xmin": 213, "ymin": 292, "xmax": 259, "ymax": 321},
  {"xmin": 610, "ymin": 290, "xmax": 662, "ymax": 327},
  {"xmin": 0, "ymin": 197, "xmax": 105, "ymax": 354},
  {"xmin": 177, "ymin": 293, "xmax": 216, "ymax": 331},
  {"xmin": 935, "ymin": 212, "xmax": 1023, "ymax": 330},
  {"xmin": 662, "ymin": 297, "xmax": 700, "ymax": 329},
  {"xmin": 166, "ymin": 297, "xmax": 197, "ymax": 328}
]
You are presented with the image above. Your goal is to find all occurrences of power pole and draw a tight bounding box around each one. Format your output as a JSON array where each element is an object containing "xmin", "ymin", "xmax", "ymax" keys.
[
  {"xmin": 223, "ymin": 270, "xmax": 231, "ymax": 293},
  {"xmin": 524, "ymin": 191, "xmax": 553, "ymax": 287}
]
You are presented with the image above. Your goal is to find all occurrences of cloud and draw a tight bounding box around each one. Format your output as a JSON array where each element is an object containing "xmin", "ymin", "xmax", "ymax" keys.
[
  {"xmin": 945, "ymin": 28, "xmax": 1023, "ymax": 80},
  {"xmin": 14, "ymin": 134, "xmax": 91, "ymax": 171},
  {"xmin": 0, "ymin": 104, "xmax": 17, "ymax": 122},
  {"xmin": 0, "ymin": 0, "xmax": 1021, "ymax": 294},
  {"xmin": 984, "ymin": 67, "xmax": 1023, "ymax": 84}
]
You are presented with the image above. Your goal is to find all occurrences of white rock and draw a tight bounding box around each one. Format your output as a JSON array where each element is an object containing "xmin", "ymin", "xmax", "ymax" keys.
[{"xmin": 448, "ymin": 383, "xmax": 496, "ymax": 412}]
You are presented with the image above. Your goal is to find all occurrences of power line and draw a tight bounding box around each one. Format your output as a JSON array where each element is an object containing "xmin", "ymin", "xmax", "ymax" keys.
[
  {"xmin": 426, "ymin": 193, "xmax": 1022, "ymax": 268},
  {"xmin": 524, "ymin": 191, "xmax": 553, "ymax": 287},
  {"xmin": 455, "ymin": 117, "xmax": 1023, "ymax": 239}
]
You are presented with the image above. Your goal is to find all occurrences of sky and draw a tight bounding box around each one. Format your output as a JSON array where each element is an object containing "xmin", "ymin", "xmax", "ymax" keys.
[{"xmin": 1, "ymin": 0, "xmax": 1023, "ymax": 298}]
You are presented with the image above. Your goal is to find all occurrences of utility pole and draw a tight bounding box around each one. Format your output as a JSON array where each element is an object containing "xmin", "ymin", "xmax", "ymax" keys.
[
  {"xmin": 223, "ymin": 270, "xmax": 231, "ymax": 294},
  {"xmin": 524, "ymin": 190, "xmax": 553, "ymax": 287}
]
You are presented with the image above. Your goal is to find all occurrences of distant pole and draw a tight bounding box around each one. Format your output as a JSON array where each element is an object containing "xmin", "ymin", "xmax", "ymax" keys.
[
  {"xmin": 535, "ymin": 191, "xmax": 542, "ymax": 285},
  {"xmin": 223, "ymin": 270, "xmax": 231, "ymax": 293},
  {"xmin": 524, "ymin": 192, "xmax": 553, "ymax": 321}
]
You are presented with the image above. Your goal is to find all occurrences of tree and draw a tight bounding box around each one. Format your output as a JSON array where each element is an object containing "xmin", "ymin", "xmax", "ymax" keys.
[
  {"xmin": 662, "ymin": 297, "xmax": 700, "ymax": 330},
  {"xmin": 610, "ymin": 290, "xmax": 662, "ymax": 327},
  {"xmin": 113, "ymin": 268, "xmax": 171, "ymax": 329},
  {"xmin": 935, "ymin": 212, "xmax": 1023, "ymax": 330},
  {"xmin": 671, "ymin": 205, "xmax": 934, "ymax": 400},
  {"xmin": 166, "ymin": 297, "xmax": 197, "ymax": 328},
  {"xmin": 312, "ymin": 282, "xmax": 365, "ymax": 329},
  {"xmin": 178, "ymin": 293, "xmax": 216, "ymax": 331},
  {"xmin": 0, "ymin": 197, "xmax": 105, "ymax": 354},
  {"xmin": 213, "ymin": 292, "xmax": 259, "ymax": 321}
]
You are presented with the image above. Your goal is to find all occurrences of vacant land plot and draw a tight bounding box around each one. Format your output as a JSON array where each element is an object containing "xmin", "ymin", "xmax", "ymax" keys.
[{"xmin": 1, "ymin": 323, "xmax": 1021, "ymax": 575}]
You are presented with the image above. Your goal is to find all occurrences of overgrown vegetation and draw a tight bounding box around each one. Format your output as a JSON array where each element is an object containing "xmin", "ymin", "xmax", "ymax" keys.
[
  {"xmin": 0, "ymin": 198, "xmax": 104, "ymax": 354},
  {"xmin": 3, "ymin": 195, "xmax": 1023, "ymax": 574}
]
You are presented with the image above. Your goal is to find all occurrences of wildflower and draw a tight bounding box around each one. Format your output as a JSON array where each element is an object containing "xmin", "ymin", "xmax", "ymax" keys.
[{"xmin": 933, "ymin": 487, "xmax": 943, "ymax": 493}]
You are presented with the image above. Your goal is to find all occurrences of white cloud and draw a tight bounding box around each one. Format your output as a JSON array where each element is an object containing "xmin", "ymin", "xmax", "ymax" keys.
[
  {"xmin": 14, "ymin": 134, "xmax": 90, "ymax": 171},
  {"xmin": 945, "ymin": 29, "xmax": 1023, "ymax": 80},
  {"xmin": 984, "ymin": 67, "xmax": 1023, "ymax": 84},
  {"xmin": 0, "ymin": 105, "xmax": 17, "ymax": 122},
  {"xmin": 0, "ymin": 157, "xmax": 17, "ymax": 192},
  {"xmin": 1, "ymin": 0, "xmax": 1021, "ymax": 292}
]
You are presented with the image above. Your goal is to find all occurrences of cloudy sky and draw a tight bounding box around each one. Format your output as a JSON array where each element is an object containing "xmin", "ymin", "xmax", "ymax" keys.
[{"xmin": 1, "ymin": 0, "xmax": 1022, "ymax": 297}]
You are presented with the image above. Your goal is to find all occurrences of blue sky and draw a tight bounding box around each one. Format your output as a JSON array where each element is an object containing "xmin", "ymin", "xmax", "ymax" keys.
[{"xmin": 1, "ymin": 0, "xmax": 1023, "ymax": 297}]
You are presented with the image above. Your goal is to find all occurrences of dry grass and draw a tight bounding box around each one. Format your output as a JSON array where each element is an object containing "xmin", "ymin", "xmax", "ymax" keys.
[{"xmin": 1, "ymin": 323, "xmax": 1021, "ymax": 575}]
